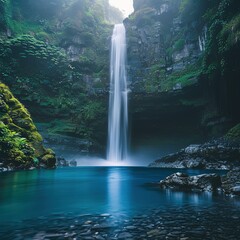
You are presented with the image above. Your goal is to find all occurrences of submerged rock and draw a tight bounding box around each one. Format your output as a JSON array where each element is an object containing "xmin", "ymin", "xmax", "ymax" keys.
[{"xmin": 156, "ymin": 172, "xmax": 222, "ymax": 192}]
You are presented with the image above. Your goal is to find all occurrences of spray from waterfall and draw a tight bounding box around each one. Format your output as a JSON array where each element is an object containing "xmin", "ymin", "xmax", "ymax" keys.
[{"xmin": 107, "ymin": 24, "xmax": 128, "ymax": 162}]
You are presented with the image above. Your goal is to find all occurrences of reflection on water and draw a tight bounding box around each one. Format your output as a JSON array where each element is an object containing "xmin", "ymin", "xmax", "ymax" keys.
[
  {"xmin": 108, "ymin": 168, "xmax": 121, "ymax": 212},
  {"xmin": 0, "ymin": 167, "xmax": 236, "ymax": 226},
  {"xmin": 165, "ymin": 189, "xmax": 213, "ymax": 206}
]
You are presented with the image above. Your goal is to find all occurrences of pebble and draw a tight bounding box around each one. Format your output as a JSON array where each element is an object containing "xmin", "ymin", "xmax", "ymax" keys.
[
  {"xmin": 1, "ymin": 206, "xmax": 240, "ymax": 240},
  {"xmin": 147, "ymin": 229, "xmax": 160, "ymax": 236},
  {"xmin": 95, "ymin": 236, "xmax": 105, "ymax": 240},
  {"xmin": 125, "ymin": 226, "xmax": 136, "ymax": 230},
  {"xmin": 45, "ymin": 233, "xmax": 64, "ymax": 237},
  {"xmin": 92, "ymin": 223, "xmax": 117, "ymax": 230},
  {"xmin": 117, "ymin": 232, "xmax": 132, "ymax": 239},
  {"xmin": 100, "ymin": 213, "xmax": 111, "ymax": 217},
  {"xmin": 85, "ymin": 221, "xmax": 92, "ymax": 224}
]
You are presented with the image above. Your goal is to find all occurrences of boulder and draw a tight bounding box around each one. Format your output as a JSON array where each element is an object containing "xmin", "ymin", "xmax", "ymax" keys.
[
  {"xmin": 69, "ymin": 160, "xmax": 77, "ymax": 167},
  {"xmin": 158, "ymin": 172, "xmax": 222, "ymax": 191},
  {"xmin": 222, "ymin": 170, "xmax": 240, "ymax": 195},
  {"xmin": 57, "ymin": 157, "xmax": 69, "ymax": 167}
]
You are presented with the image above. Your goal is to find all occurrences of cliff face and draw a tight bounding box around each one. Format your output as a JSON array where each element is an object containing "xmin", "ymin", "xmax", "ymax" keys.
[
  {"xmin": 125, "ymin": 0, "xmax": 206, "ymax": 136},
  {"xmin": 125, "ymin": 0, "xmax": 240, "ymax": 137},
  {"xmin": 125, "ymin": 0, "xmax": 203, "ymax": 93}
]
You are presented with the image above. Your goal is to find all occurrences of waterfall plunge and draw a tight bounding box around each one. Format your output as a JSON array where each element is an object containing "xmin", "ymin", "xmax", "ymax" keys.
[{"xmin": 107, "ymin": 24, "xmax": 128, "ymax": 162}]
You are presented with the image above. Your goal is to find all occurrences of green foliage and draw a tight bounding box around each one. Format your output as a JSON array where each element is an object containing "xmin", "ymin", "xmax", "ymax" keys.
[
  {"xmin": 0, "ymin": 82, "xmax": 56, "ymax": 168},
  {"xmin": 226, "ymin": 123, "xmax": 240, "ymax": 139},
  {"xmin": 167, "ymin": 38, "xmax": 185, "ymax": 57},
  {"xmin": 0, "ymin": 35, "xmax": 71, "ymax": 111},
  {"xmin": 174, "ymin": 39, "xmax": 185, "ymax": 52},
  {"xmin": 8, "ymin": 20, "xmax": 42, "ymax": 35},
  {"xmin": 162, "ymin": 66, "xmax": 201, "ymax": 91},
  {"xmin": 203, "ymin": 1, "xmax": 240, "ymax": 74},
  {"xmin": 144, "ymin": 63, "xmax": 165, "ymax": 93},
  {"xmin": 220, "ymin": 14, "xmax": 240, "ymax": 51},
  {"xmin": 81, "ymin": 101, "xmax": 103, "ymax": 121},
  {"xmin": 79, "ymin": 100, "xmax": 106, "ymax": 139},
  {"xmin": 0, "ymin": 35, "xmax": 68, "ymax": 77},
  {"xmin": 202, "ymin": 1, "xmax": 240, "ymax": 123},
  {"xmin": 0, "ymin": 121, "xmax": 35, "ymax": 166},
  {"xmin": 0, "ymin": 83, "xmax": 42, "ymax": 141},
  {"xmin": 47, "ymin": 120, "xmax": 78, "ymax": 136}
]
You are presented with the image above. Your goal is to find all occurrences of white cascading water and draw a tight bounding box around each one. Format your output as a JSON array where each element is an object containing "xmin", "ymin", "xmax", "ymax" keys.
[{"xmin": 107, "ymin": 24, "xmax": 128, "ymax": 162}]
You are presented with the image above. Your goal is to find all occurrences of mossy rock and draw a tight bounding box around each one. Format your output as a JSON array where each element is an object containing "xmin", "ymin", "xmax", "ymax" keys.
[
  {"xmin": 0, "ymin": 82, "xmax": 56, "ymax": 169},
  {"xmin": 41, "ymin": 153, "xmax": 56, "ymax": 169},
  {"xmin": 0, "ymin": 121, "xmax": 35, "ymax": 167},
  {"xmin": 45, "ymin": 148, "xmax": 55, "ymax": 155}
]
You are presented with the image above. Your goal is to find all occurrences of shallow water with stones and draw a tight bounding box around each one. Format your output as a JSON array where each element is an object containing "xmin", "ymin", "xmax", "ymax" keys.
[{"xmin": 0, "ymin": 167, "xmax": 239, "ymax": 239}]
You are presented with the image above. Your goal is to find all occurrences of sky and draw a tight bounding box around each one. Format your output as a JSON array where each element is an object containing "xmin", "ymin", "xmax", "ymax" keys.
[{"xmin": 109, "ymin": 0, "xmax": 134, "ymax": 17}]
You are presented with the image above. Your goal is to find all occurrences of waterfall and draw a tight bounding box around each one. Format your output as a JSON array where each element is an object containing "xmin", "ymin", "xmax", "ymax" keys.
[
  {"xmin": 198, "ymin": 35, "xmax": 206, "ymax": 52},
  {"xmin": 107, "ymin": 24, "xmax": 128, "ymax": 162},
  {"xmin": 199, "ymin": 26, "xmax": 207, "ymax": 52}
]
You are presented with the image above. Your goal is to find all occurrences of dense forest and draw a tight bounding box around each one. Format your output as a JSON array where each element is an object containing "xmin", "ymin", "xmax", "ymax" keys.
[{"xmin": 0, "ymin": 0, "xmax": 240, "ymax": 169}]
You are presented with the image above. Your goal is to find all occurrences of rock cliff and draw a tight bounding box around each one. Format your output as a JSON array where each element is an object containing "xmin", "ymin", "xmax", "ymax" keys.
[{"xmin": 125, "ymin": 0, "xmax": 240, "ymax": 138}]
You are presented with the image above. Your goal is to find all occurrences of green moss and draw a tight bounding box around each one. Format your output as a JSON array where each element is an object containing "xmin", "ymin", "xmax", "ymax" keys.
[
  {"xmin": 226, "ymin": 123, "xmax": 240, "ymax": 139},
  {"xmin": 8, "ymin": 20, "xmax": 43, "ymax": 35},
  {"xmin": 220, "ymin": 13, "xmax": 240, "ymax": 50},
  {"xmin": 143, "ymin": 63, "xmax": 166, "ymax": 93},
  {"xmin": 48, "ymin": 120, "xmax": 77, "ymax": 136},
  {"xmin": 0, "ymin": 121, "xmax": 35, "ymax": 167},
  {"xmin": 0, "ymin": 82, "xmax": 56, "ymax": 168},
  {"xmin": 173, "ymin": 39, "xmax": 185, "ymax": 52},
  {"xmin": 161, "ymin": 66, "xmax": 201, "ymax": 91},
  {"xmin": 35, "ymin": 31, "xmax": 51, "ymax": 42}
]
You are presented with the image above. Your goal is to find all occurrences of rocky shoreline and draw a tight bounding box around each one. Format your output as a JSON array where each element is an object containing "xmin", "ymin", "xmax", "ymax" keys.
[
  {"xmin": 148, "ymin": 170, "xmax": 240, "ymax": 196},
  {"xmin": 148, "ymin": 137, "xmax": 240, "ymax": 196},
  {"xmin": 149, "ymin": 138, "xmax": 240, "ymax": 170}
]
